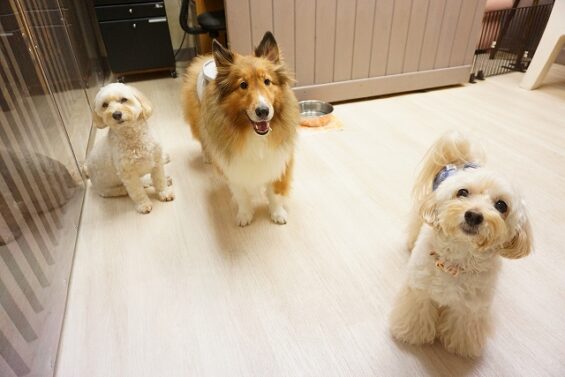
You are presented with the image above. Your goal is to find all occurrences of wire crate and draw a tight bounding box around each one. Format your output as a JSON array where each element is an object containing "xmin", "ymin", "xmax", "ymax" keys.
[{"xmin": 470, "ymin": 2, "xmax": 554, "ymax": 82}]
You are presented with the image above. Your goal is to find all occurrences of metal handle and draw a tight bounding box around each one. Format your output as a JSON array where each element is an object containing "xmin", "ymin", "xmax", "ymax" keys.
[
  {"xmin": 128, "ymin": 8, "xmax": 133, "ymax": 13},
  {"xmin": 155, "ymin": 3, "xmax": 164, "ymax": 8},
  {"xmin": 132, "ymin": 23, "xmax": 136, "ymax": 29}
]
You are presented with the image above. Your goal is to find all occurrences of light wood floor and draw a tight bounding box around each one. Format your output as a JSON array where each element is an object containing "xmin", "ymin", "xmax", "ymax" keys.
[{"xmin": 56, "ymin": 66, "xmax": 565, "ymax": 377}]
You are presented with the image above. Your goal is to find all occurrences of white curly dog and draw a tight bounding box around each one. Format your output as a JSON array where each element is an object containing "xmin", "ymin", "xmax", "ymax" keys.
[
  {"xmin": 84, "ymin": 83, "xmax": 174, "ymax": 214},
  {"xmin": 390, "ymin": 131, "xmax": 532, "ymax": 358}
]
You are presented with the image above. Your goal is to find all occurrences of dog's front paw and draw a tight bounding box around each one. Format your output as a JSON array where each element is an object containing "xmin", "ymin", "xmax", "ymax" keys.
[
  {"xmin": 389, "ymin": 287, "xmax": 438, "ymax": 345},
  {"xmin": 136, "ymin": 201, "xmax": 153, "ymax": 214},
  {"xmin": 390, "ymin": 315, "xmax": 437, "ymax": 346},
  {"xmin": 270, "ymin": 207, "xmax": 288, "ymax": 224},
  {"xmin": 236, "ymin": 211, "xmax": 254, "ymax": 227},
  {"xmin": 439, "ymin": 326, "xmax": 485, "ymax": 358},
  {"xmin": 438, "ymin": 309, "xmax": 487, "ymax": 358},
  {"xmin": 158, "ymin": 187, "xmax": 175, "ymax": 202}
]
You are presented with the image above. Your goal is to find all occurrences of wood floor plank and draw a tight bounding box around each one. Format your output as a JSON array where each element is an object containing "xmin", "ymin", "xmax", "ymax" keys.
[{"xmin": 56, "ymin": 65, "xmax": 565, "ymax": 377}]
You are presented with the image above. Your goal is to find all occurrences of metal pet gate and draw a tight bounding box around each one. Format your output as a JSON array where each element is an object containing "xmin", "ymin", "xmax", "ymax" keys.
[{"xmin": 470, "ymin": 1, "xmax": 554, "ymax": 82}]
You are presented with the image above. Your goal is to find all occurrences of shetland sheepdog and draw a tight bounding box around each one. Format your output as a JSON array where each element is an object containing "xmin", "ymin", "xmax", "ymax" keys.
[{"xmin": 182, "ymin": 32, "xmax": 299, "ymax": 226}]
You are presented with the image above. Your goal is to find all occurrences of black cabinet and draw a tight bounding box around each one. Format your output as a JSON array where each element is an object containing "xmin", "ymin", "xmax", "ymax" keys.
[{"xmin": 94, "ymin": 0, "xmax": 175, "ymax": 77}]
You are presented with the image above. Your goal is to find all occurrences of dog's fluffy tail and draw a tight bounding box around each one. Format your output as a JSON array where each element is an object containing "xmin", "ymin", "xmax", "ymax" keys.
[{"xmin": 413, "ymin": 131, "xmax": 485, "ymax": 202}]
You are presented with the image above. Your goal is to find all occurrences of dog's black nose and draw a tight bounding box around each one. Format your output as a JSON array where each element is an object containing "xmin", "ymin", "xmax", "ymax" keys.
[
  {"xmin": 112, "ymin": 111, "xmax": 122, "ymax": 120},
  {"xmin": 255, "ymin": 106, "xmax": 269, "ymax": 119},
  {"xmin": 465, "ymin": 211, "xmax": 483, "ymax": 226}
]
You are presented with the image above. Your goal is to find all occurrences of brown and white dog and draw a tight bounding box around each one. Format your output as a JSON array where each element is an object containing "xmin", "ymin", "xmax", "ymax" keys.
[{"xmin": 182, "ymin": 32, "xmax": 299, "ymax": 226}]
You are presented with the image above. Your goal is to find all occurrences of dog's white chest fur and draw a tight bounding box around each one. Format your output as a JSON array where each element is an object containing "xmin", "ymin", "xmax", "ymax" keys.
[
  {"xmin": 86, "ymin": 125, "xmax": 161, "ymax": 190},
  {"xmin": 219, "ymin": 135, "xmax": 290, "ymax": 189},
  {"xmin": 111, "ymin": 131, "xmax": 156, "ymax": 172},
  {"xmin": 408, "ymin": 225, "xmax": 499, "ymax": 310}
]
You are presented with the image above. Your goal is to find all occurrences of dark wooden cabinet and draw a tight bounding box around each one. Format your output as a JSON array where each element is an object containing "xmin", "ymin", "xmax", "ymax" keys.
[{"xmin": 94, "ymin": 0, "xmax": 176, "ymax": 77}]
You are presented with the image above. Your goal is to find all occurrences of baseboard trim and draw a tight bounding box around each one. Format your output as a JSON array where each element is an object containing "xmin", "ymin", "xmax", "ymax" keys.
[{"xmin": 293, "ymin": 66, "xmax": 471, "ymax": 102}]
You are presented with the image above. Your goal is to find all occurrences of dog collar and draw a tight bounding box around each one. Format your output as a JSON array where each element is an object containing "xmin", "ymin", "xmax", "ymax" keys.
[
  {"xmin": 430, "ymin": 251, "xmax": 465, "ymax": 277},
  {"xmin": 432, "ymin": 162, "xmax": 480, "ymax": 191}
]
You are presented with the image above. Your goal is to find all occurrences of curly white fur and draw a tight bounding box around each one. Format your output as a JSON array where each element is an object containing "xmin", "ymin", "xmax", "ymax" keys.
[
  {"xmin": 390, "ymin": 131, "xmax": 532, "ymax": 358},
  {"xmin": 84, "ymin": 83, "xmax": 174, "ymax": 214}
]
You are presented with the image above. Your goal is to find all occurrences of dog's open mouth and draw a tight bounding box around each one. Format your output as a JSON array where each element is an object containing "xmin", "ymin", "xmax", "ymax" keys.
[{"xmin": 251, "ymin": 121, "xmax": 270, "ymax": 135}]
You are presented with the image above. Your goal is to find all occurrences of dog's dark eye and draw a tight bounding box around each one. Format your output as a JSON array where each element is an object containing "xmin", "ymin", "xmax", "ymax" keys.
[
  {"xmin": 264, "ymin": 78, "xmax": 271, "ymax": 86},
  {"xmin": 495, "ymin": 200, "xmax": 508, "ymax": 213},
  {"xmin": 102, "ymin": 102, "xmax": 108, "ymax": 108},
  {"xmin": 120, "ymin": 98, "xmax": 128, "ymax": 103},
  {"xmin": 457, "ymin": 189, "xmax": 469, "ymax": 198},
  {"xmin": 240, "ymin": 81, "xmax": 248, "ymax": 89}
]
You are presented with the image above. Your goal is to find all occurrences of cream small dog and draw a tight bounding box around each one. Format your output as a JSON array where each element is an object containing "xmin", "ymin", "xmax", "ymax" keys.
[
  {"xmin": 84, "ymin": 83, "xmax": 174, "ymax": 214},
  {"xmin": 390, "ymin": 131, "xmax": 532, "ymax": 358}
]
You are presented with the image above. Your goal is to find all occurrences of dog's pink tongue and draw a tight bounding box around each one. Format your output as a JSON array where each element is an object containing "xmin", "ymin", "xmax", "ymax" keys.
[{"xmin": 254, "ymin": 121, "xmax": 270, "ymax": 134}]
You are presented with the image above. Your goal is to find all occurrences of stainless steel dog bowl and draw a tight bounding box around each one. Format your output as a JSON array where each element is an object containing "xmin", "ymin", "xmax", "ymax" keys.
[
  {"xmin": 298, "ymin": 100, "xmax": 334, "ymax": 117},
  {"xmin": 298, "ymin": 100, "xmax": 334, "ymax": 127}
]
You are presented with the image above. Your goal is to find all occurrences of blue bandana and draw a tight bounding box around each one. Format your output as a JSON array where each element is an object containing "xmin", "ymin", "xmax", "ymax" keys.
[{"xmin": 432, "ymin": 162, "xmax": 480, "ymax": 191}]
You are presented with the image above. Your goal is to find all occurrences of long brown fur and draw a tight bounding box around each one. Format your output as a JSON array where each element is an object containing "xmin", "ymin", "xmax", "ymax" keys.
[
  {"xmin": 181, "ymin": 32, "xmax": 299, "ymax": 225},
  {"xmin": 273, "ymin": 157, "xmax": 294, "ymax": 196},
  {"xmin": 181, "ymin": 55, "xmax": 209, "ymax": 142},
  {"xmin": 181, "ymin": 35, "xmax": 298, "ymax": 164}
]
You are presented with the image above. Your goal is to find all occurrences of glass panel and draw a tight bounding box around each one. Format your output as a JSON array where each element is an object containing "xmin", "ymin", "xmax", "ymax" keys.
[
  {"xmin": 0, "ymin": 1, "xmax": 103, "ymax": 376},
  {"xmin": 18, "ymin": 0, "xmax": 103, "ymax": 163}
]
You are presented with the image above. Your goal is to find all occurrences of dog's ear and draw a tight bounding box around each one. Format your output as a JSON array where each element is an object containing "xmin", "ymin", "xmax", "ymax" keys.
[
  {"xmin": 212, "ymin": 39, "xmax": 234, "ymax": 68},
  {"xmin": 92, "ymin": 110, "xmax": 106, "ymax": 129},
  {"xmin": 130, "ymin": 86, "xmax": 153, "ymax": 119},
  {"xmin": 500, "ymin": 212, "xmax": 532, "ymax": 259},
  {"xmin": 419, "ymin": 192, "xmax": 438, "ymax": 225},
  {"xmin": 255, "ymin": 31, "xmax": 280, "ymax": 63}
]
